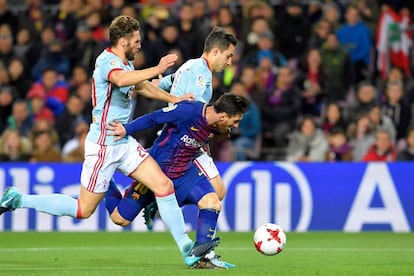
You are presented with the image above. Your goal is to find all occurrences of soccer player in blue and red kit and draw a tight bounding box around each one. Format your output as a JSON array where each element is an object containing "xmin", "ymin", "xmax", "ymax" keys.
[{"xmin": 105, "ymin": 93, "xmax": 249, "ymax": 268}]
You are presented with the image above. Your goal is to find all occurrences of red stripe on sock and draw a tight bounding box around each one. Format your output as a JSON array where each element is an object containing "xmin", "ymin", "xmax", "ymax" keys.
[
  {"xmin": 76, "ymin": 199, "xmax": 82, "ymax": 219},
  {"xmin": 155, "ymin": 189, "xmax": 175, "ymax": 198}
]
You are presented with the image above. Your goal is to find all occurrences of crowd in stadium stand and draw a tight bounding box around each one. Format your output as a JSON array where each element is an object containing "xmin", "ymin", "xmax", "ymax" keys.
[{"xmin": 0, "ymin": 0, "xmax": 414, "ymax": 162}]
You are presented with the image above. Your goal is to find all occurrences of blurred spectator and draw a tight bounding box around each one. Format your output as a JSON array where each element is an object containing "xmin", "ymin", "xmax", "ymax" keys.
[
  {"xmin": 75, "ymin": 82, "xmax": 92, "ymax": 124},
  {"xmin": 0, "ymin": 0, "xmax": 19, "ymax": 37},
  {"xmin": 321, "ymin": 102, "xmax": 347, "ymax": 134},
  {"xmin": 85, "ymin": 10, "xmax": 106, "ymax": 42},
  {"xmin": 351, "ymin": 0, "xmax": 379, "ymax": 38},
  {"xmin": 239, "ymin": 64, "xmax": 266, "ymax": 110},
  {"xmin": 62, "ymin": 121, "xmax": 88, "ymax": 162},
  {"xmin": 229, "ymin": 81, "xmax": 261, "ymax": 161},
  {"xmin": 65, "ymin": 21, "xmax": 104, "ymax": 73},
  {"xmin": 286, "ymin": 115, "xmax": 329, "ymax": 162},
  {"xmin": 192, "ymin": 0, "xmax": 211, "ymax": 39},
  {"xmin": 0, "ymin": 23, "xmax": 14, "ymax": 75},
  {"xmin": 7, "ymin": 99, "xmax": 33, "ymax": 137},
  {"xmin": 54, "ymin": 94, "xmax": 86, "ymax": 147},
  {"xmin": 308, "ymin": 18, "xmax": 332, "ymax": 49},
  {"xmin": 306, "ymin": 0, "xmax": 323, "ymax": 24},
  {"xmin": 261, "ymin": 66, "xmax": 302, "ymax": 148},
  {"xmin": 381, "ymin": 81, "xmax": 411, "ymax": 142},
  {"xmin": 367, "ymin": 103, "xmax": 397, "ymax": 143},
  {"xmin": 274, "ymin": 2, "xmax": 311, "ymax": 68},
  {"xmin": 17, "ymin": 0, "xmax": 48, "ymax": 40},
  {"xmin": 175, "ymin": 2, "xmax": 205, "ymax": 59},
  {"xmin": 26, "ymin": 83, "xmax": 55, "ymax": 124},
  {"xmin": 345, "ymin": 82, "xmax": 378, "ymax": 124},
  {"xmin": 397, "ymin": 128, "xmax": 414, "ymax": 161},
  {"xmin": 149, "ymin": 21, "xmax": 190, "ymax": 67},
  {"xmin": 321, "ymin": 2, "xmax": 342, "ymax": 31},
  {"xmin": 68, "ymin": 64, "xmax": 90, "ymax": 92},
  {"xmin": 347, "ymin": 112, "xmax": 376, "ymax": 161},
  {"xmin": 13, "ymin": 27, "xmax": 36, "ymax": 65},
  {"xmin": 0, "ymin": 128, "xmax": 32, "ymax": 161},
  {"xmin": 107, "ymin": 0, "xmax": 127, "ymax": 21},
  {"xmin": 28, "ymin": 67, "xmax": 70, "ymax": 117},
  {"xmin": 0, "ymin": 86, "xmax": 17, "ymax": 133},
  {"xmin": 29, "ymin": 119, "xmax": 62, "ymax": 162},
  {"xmin": 7, "ymin": 57, "xmax": 33, "ymax": 99},
  {"xmin": 320, "ymin": 32, "xmax": 352, "ymax": 103},
  {"xmin": 325, "ymin": 127, "xmax": 353, "ymax": 161},
  {"xmin": 336, "ymin": 4, "xmax": 372, "ymax": 87},
  {"xmin": 61, "ymin": 120, "xmax": 88, "ymax": 159},
  {"xmin": 296, "ymin": 48, "xmax": 324, "ymax": 116},
  {"xmin": 362, "ymin": 129, "xmax": 396, "ymax": 161},
  {"xmin": 32, "ymin": 38, "xmax": 71, "ymax": 80},
  {"xmin": 49, "ymin": 0, "xmax": 77, "ymax": 43},
  {"xmin": 242, "ymin": 17, "xmax": 272, "ymax": 58}
]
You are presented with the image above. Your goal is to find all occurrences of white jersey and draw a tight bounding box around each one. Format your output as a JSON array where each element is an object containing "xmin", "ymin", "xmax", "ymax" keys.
[{"xmin": 87, "ymin": 48, "xmax": 135, "ymax": 146}]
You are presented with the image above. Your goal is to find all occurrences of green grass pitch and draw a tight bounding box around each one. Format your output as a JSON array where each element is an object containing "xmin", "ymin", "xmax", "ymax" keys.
[{"xmin": 0, "ymin": 231, "xmax": 413, "ymax": 275}]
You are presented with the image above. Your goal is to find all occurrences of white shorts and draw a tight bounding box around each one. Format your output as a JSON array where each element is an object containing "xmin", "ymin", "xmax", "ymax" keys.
[
  {"xmin": 193, "ymin": 151, "xmax": 219, "ymax": 180},
  {"xmin": 81, "ymin": 136, "xmax": 149, "ymax": 193}
]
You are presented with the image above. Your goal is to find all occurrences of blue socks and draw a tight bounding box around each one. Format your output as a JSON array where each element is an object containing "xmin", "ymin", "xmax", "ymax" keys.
[
  {"xmin": 20, "ymin": 194, "xmax": 78, "ymax": 217},
  {"xmin": 156, "ymin": 193, "xmax": 192, "ymax": 252},
  {"xmin": 196, "ymin": 209, "xmax": 219, "ymax": 244}
]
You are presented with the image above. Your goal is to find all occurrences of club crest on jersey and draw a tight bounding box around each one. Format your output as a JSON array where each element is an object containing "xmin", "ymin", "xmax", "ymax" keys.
[
  {"xmin": 196, "ymin": 75, "xmax": 206, "ymax": 88},
  {"xmin": 162, "ymin": 105, "xmax": 177, "ymax": 112}
]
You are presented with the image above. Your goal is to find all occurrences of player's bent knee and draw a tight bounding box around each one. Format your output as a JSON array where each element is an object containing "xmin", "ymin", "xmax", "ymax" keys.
[
  {"xmin": 198, "ymin": 193, "xmax": 221, "ymax": 211},
  {"xmin": 210, "ymin": 176, "xmax": 226, "ymax": 201},
  {"xmin": 110, "ymin": 209, "xmax": 131, "ymax": 227},
  {"xmin": 152, "ymin": 177, "xmax": 174, "ymax": 196}
]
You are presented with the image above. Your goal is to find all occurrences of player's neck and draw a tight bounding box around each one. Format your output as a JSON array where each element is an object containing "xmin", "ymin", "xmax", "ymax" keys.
[
  {"xmin": 110, "ymin": 46, "xmax": 127, "ymax": 63},
  {"xmin": 201, "ymin": 54, "xmax": 212, "ymax": 72}
]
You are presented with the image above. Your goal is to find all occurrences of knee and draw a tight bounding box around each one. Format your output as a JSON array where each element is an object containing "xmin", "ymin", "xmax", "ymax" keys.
[
  {"xmin": 152, "ymin": 176, "xmax": 174, "ymax": 196},
  {"xmin": 198, "ymin": 193, "xmax": 221, "ymax": 211},
  {"xmin": 110, "ymin": 209, "xmax": 131, "ymax": 227}
]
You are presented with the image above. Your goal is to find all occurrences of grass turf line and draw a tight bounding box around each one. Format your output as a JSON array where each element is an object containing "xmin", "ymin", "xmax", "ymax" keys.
[{"xmin": 0, "ymin": 232, "xmax": 413, "ymax": 275}]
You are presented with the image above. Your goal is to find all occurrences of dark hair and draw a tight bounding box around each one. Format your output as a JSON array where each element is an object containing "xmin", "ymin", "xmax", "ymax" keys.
[
  {"xmin": 109, "ymin": 15, "xmax": 140, "ymax": 46},
  {"xmin": 213, "ymin": 93, "xmax": 249, "ymax": 116},
  {"xmin": 203, "ymin": 26, "xmax": 237, "ymax": 53}
]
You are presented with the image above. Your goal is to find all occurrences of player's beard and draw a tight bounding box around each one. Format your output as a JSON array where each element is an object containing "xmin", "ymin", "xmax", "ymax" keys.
[{"xmin": 125, "ymin": 43, "xmax": 138, "ymax": 61}]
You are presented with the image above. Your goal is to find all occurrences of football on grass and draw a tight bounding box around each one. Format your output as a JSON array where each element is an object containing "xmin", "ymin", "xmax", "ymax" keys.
[{"xmin": 254, "ymin": 223, "xmax": 286, "ymax": 256}]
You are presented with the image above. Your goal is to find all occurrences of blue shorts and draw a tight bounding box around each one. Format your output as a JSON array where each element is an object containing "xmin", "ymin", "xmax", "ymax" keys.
[{"xmin": 173, "ymin": 164, "xmax": 215, "ymax": 206}]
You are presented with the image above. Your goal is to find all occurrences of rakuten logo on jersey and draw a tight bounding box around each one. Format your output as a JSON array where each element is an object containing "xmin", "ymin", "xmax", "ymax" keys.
[{"xmin": 180, "ymin": 135, "xmax": 202, "ymax": 147}]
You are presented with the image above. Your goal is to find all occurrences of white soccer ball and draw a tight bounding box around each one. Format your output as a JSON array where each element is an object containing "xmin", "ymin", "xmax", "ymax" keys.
[{"xmin": 253, "ymin": 223, "xmax": 286, "ymax": 256}]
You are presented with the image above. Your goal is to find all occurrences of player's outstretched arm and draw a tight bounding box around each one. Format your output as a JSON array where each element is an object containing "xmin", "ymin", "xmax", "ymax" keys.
[
  {"xmin": 109, "ymin": 54, "xmax": 178, "ymax": 87},
  {"xmin": 135, "ymin": 81, "xmax": 194, "ymax": 104}
]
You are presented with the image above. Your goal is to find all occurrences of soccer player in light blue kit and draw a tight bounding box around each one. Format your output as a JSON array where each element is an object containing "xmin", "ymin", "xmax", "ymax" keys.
[
  {"xmin": 105, "ymin": 93, "xmax": 249, "ymax": 269},
  {"xmin": 0, "ymin": 15, "xmax": 217, "ymax": 266}
]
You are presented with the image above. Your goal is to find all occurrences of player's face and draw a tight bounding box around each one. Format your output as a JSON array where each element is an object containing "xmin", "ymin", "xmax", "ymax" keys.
[
  {"xmin": 213, "ymin": 44, "xmax": 235, "ymax": 72},
  {"xmin": 216, "ymin": 113, "xmax": 243, "ymax": 132},
  {"xmin": 125, "ymin": 31, "xmax": 142, "ymax": 61}
]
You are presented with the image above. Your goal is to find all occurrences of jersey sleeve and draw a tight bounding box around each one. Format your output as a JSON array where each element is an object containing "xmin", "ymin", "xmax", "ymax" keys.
[
  {"xmin": 124, "ymin": 102, "xmax": 196, "ymax": 135},
  {"xmin": 158, "ymin": 74, "xmax": 174, "ymax": 92}
]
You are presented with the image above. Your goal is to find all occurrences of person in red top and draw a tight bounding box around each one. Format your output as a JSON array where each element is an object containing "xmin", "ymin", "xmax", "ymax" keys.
[{"xmin": 362, "ymin": 129, "xmax": 397, "ymax": 161}]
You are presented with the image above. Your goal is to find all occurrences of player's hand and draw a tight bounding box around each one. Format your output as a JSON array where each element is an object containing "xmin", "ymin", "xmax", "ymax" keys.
[
  {"xmin": 157, "ymin": 54, "xmax": 178, "ymax": 74},
  {"xmin": 151, "ymin": 74, "xmax": 163, "ymax": 87},
  {"xmin": 106, "ymin": 120, "xmax": 126, "ymax": 142},
  {"xmin": 173, "ymin": 93, "xmax": 195, "ymax": 104}
]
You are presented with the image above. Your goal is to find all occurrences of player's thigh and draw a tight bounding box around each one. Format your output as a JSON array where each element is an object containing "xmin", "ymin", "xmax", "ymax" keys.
[
  {"xmin": 129, "ymin": 156, "xmax": 173, "ymax": 196},
  {"xmin": 78, "ymin": 185, "xmax": 105, "ymax": 218},
  {"xmin": 209, "ymin": 174, "xmax": 226, "ymax": 201},
  {"xmin": 194, "ymin": 151, "xmax": 226, "ymax": 199}
]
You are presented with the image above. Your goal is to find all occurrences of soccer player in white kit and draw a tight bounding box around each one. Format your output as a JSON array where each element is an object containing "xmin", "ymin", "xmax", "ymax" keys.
[{"xmin": 0, "ymin": 15, "xmax": 218, "ymax": 266}]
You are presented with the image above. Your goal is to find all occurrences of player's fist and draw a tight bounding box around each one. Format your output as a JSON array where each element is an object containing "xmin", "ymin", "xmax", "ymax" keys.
[{"xmin": 157, "ymin": 54, "xmax": 178, "ymax": 74}]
